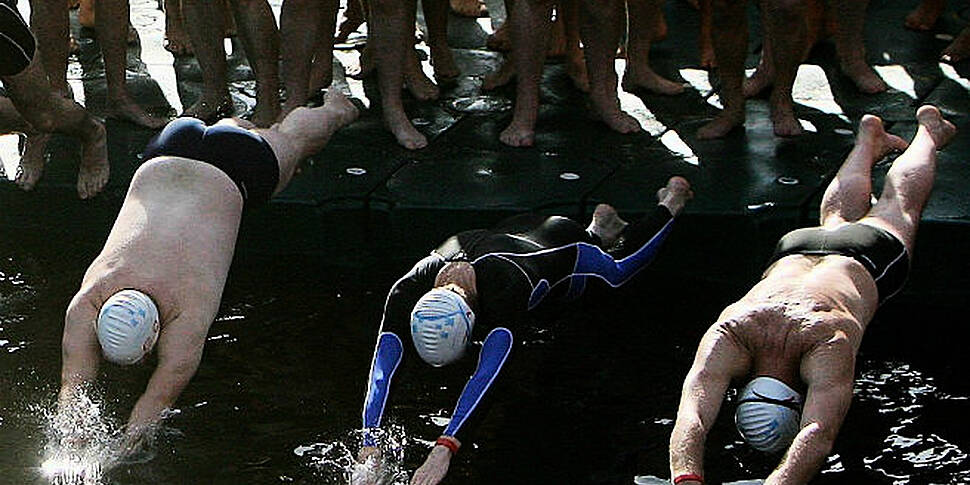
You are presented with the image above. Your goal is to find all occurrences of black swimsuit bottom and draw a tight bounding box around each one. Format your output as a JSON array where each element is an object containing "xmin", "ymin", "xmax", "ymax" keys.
[
  {"xmin": 767, "ymin": 223, "xmax": 910, "ymax": 304},
  {"xmin": 0, "ymin": 2, "xmax": 34, "ymax": 76},
  {"xmin": 141, "ymin": 117, "xmax": 281, "ymax": 207}
]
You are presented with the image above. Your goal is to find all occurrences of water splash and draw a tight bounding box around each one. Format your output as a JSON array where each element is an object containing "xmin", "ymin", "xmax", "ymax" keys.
[
  {"xmin": 36, "ymin": 389, "xmax": 122, "ymax": 485},
  {"xmin": 294, "ymin": 425, "xmax": 410, "ymax": 485}
]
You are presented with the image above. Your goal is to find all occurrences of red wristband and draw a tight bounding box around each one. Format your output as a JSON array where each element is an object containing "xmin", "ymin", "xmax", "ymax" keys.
[
  {"xmin": 435, "ymin": 437, "xmax": 459, "ymax": 455},
  {"xmin": 673, "ymin": 474, "xmax": 703, "ymax": 484}
]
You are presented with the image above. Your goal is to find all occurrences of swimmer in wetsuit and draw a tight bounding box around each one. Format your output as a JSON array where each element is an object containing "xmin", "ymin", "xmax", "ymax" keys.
[
  {"xmin": 57, "ymin": 91, "xmax": 358, "ymax": 455},
  {"xmin": 357, "ymin": 176, "xmax": 694, "ymax": 485},
  {"xmin": 666, "ymin": 106, "xmax": 956, "ymax": 485}
]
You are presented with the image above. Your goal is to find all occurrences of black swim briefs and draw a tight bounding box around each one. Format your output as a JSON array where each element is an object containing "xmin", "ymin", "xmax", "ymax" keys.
[
  {"xmin": 141, "ymin": 118, "xmax": 280, "ymax": 207},
  {"xmin": 767, "ymin": 223, "xmax": 909, "ymax": 304},
  {"xmin": 0, "ymin": 2, "xmax": 34, "ymax": 76}
]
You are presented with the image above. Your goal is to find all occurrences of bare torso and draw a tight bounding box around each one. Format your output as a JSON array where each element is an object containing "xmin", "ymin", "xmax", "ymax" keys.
[
  {"xmin": 78, "ymin": 156, "xmax": 244, "ymax": 325},
  {"xmin": 717, "ymin": 253, "xmax": 880, "ymax": 385}
]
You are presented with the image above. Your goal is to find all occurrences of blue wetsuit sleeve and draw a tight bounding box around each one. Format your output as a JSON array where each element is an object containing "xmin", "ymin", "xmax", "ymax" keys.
[
  {"xmin": 570, "ymin": 205, "xmax": 675, "ymax": 290},
  {"xmin": 442, "ymin": 327, "xmax": 514, "ymax": 443},
  {"xmin": 360, "ymin": 254, "xmax": 443, "ymax": 444}
]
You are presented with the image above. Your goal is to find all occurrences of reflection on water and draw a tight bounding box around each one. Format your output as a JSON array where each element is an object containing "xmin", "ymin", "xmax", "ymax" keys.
[
  {"xmin": 855, "ymin": 361, "xmax": 970, "ymax": 483},
  {"xmin": 294, "ymin": 425, "xmax": 410, "ymax": 485}
]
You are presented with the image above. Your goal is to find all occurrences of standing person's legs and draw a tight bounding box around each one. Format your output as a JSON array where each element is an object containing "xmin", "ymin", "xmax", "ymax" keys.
[
  {"xmin": 181, "ymin": 0, "xmax": 233, "ymax": 121},
  {"xmin": 95, "ymin": 0, "xmax": 167, "ymax": 128},
  {"xmin": 860, "ymin": 106, "xmax": 955, "ymax": 253},
  {"xmin": 498, "ymin": 0, "xmax": 553, "ymax": 147},
  {"xmin": 28, "ymin": 0, "xmax": 70, "ymax": 95},
  {"xmin": 581, "ymin": 0, "xmax": 640, "ymax": 134},
  {"xmin": 560, "ymin": 0, "xmax": 588, "ymax": 91},
  {"xmin": 423, "ymin": 0, "xmax": 460, "ymax": 80},
  {"xmin": 228, "ymin": 0, "xmax": 280, "ymax": 127},
  {"xmin": 761, "ymin": 0, "xmax": 808, "ymax": 137},
  {"xmin": 370, "ymin": 0, "xmax": 427, "ymax": 149},
  {"xmin": 623, "ymin": 0, "xmax": 683, "ymax": 95},
  {"xmin": 819, "ymin": 115, "xmax": 907, "ymax": 227},
  {"xmin": 697, "ymin": 0, "xmax": 746, "ymax": 139},
  {"xmin": 826, "ymin": 0, "xmax": 886, "ymax": 94},
  {"xmin": 2, "ymin": 56, "xmax": 108, "ymax": 198},
  {"xmin": 281, "ymin": 0, "xmax": 331, "ymax": 116}
]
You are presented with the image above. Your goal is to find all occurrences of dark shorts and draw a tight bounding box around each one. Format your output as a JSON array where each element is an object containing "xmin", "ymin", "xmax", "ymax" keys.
[
  {"xmin": 767, "ymin": 223, "xmax": 910, "ymax": 304},
  {"xmin": 0, "ymin": 2, "xmax": 34, "ymax": 76},
  {"xmin": 141, "ymin": 118, "xmax": 280, "ymax": 207}
]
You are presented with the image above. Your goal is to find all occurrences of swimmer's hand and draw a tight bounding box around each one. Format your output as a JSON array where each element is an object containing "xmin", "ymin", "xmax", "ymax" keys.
[
  {"xmin": 410, "ymin": 443, "xmax": 453, "ymax": 485},
  {"xmin": 351, "ymin": 446, "xmax": 382, "ymax": 485}
]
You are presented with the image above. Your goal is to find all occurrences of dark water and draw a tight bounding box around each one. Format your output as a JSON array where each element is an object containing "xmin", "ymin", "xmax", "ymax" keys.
[{"xmin": 1, "ymin": 236, "xmax": 969, "ymax": 485}]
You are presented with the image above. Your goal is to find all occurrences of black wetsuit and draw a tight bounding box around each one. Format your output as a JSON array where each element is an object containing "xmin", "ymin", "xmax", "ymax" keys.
[
  {"xmin": 767, "ymin": 222, "xmax": 909, "ymax": 303},
  {"xmin": 0, "ymin": 1, "xmax": 34, "ymax": 76},
  {"xmin": 362, "ymin": 206, "xmax": 677, "ymax": 447},
  {"xmin": 141, "ymin": 118, "xmax": 280, "ymax": 207}
]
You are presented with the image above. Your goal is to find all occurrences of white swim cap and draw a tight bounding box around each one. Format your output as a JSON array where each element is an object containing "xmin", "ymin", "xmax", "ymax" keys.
[
  {"xmin": 96, "ymin": 290, "xmax": 160, "ymax": 365},
  {"xmin": 735, "ymin": 376, "xmax": 804, "ymax": 453},
  {"xmin": 410, "ymin": 288, "xmax": 475, "ymax": 367}
]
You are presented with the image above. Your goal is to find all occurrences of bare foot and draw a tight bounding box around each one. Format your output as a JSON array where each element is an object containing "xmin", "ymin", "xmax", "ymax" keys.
[
  {"xmin": 431, "ymin": 45, "xmax": 461, "ymax": 81},
  {"xmin": 486, "ymin": 23, "xmax": 510, "ymax": 52},
  {"xmin": 915, "ymin": 105, "xmax": 956, "ymax": 148},
  {"xmin": 589, "ymin": 93, "xmax": 641, "ymax": 134},
  {"xmin": 250, "ymin": 100, "xmax": 281, "ymax": 129},
  {"xmin": 743, "ymin": 63, "xmax": 773, "ymax": 98},
  {"xmin": 15, "ymin": 133, "xmax": 49, "ymax": 191},
  {"xmin": 905, "ymin": 0, "xmax": 944, "ymax": 31},
  {"xmin": 697, "ymin": 109, "xmax": 744, "ymax": 139},
  {"xmin": 656, "ymin": 176, "xmax": 693, "ymax": 216},
  {"xmin": 499, "ymin": 120, "xmax": 536, "ymax": 147},
  {"xmin": 323, "ymin": 89, "xmax": 361, "ymax": 125},
  {"xmin": 622, "ymin": 67, "xmax": 685, "ymax": 95},
  {"xmin": 182, "ymin": 96, "xmax": 234, "ymax": 123},
  {"xmin": 483, "ymin": 59, "xmax": 516, "ymax": 91},
  {"xmin": 587, "ymin": 204, "xmax": 629, "ymax": 247},
  {"xmin": 856, "ymin": 114, "xmax": 909, "ymax": 159},
  {"xmin": 941, "ymin": 27, "xmax": 970, "ymax": 64},
  {"xmin": 654, "ymin": 12, "xmax": 669, "ymax": 42},
  {"xmin": 105, "ymin": 99, "xmax": 169, "ymax": 129},
  {"xmin": 450, "ymin": 0, "xmax": 487, "ymax": 17},
  {"xmin": 404, "ymin": 51, "xmax": 440, "ymax": 101},
  {"xmin": 841, "ymin": 60, "xmax": 887, "ymax": 94},
  {"xmin": 77, "ymin": 122, "xmax": 109, "ymax": 199},
  {"xmin": 771, "ymin": 107, "xmax": 803, "ymax": 137},
  {"xmin": 385, "ymin": 112, "xmax": 428, "ymax": 149}
]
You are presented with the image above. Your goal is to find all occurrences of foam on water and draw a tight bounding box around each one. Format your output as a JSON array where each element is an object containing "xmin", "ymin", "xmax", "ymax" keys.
[{"xmin": 294, "ymin": 425, "xmax": 411, "ymax": 485}]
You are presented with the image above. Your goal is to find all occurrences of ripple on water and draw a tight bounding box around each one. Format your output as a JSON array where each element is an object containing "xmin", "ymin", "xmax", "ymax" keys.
[
  {"xmin": 855, "ymin": 362, "xmax": 969, "ymax": 482},
  {"xmin": 294, "ymin": 425, "xmax": 410, "ymax": 485}
]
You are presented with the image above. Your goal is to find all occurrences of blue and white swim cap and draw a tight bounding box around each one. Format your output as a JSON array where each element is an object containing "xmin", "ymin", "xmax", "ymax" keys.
[
  {"xmin": 410, "ymin": 288, "xmax": 475, "ymax": 367},
  {"xmin": 735, "ymin": 376, "xmax": 804, "ymax": 453},
  {"xmin": 96, "ymin": 289, "xmax": 160, "ymax": 365}
]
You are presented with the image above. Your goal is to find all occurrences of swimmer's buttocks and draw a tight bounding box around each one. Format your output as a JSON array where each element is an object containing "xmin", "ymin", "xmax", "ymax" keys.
[
  {"xmin": 141, "ymin": 118, "xmax": 281, "ymax": 207},
  {"xmin": 0, "ymin": 2, "xmax": 35, "ymax": 76}
]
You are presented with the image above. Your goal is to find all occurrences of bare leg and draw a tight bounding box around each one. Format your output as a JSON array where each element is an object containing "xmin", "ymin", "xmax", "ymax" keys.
[
  {"xmin": 762, "ymin": 0, "xmax": 807, "ymax": 137},
  {"xmin": 2, "ymin": 58, "xmax": 108, "ymax": 198},
  {"xmin": 499, "ymin": 0, "xmax": 554, "ymax": 147},
  {"xmin": 905, "ymin": 0, "xmax": 945, "ymax": 31},
  {"xmin": 181, "ymin": 0, "xmax": 234, "ymax": 121},
  {"xmin": 697, "ymin": 0, "xmax": 746, "ymax": 139},
  {"xmin": 941, "ymin": 26, "xmax": 970, "ymax": 64},
  {"xmin": 861, "ymin": 106, "xmax": 955, "ymax": 252},
  {"xmin": 826, "ymin": 0, "xmax": 886, "ymax": 94},
  {"xmin": 424, "ymin": 0, "xmax": 461, "ymax": 80},
  {"xmin": 336, "ymin": 0, "xmax": 367, "ymax": 43},
  {"xmin": 819, "ymin": 115, "xmax": 908, "ymax": 226},
  {"xmin": 309, "ymin": 8, "xmax": 339, "ymax": 93},
  {"xmin": 623, "ymin": 0, "xmax": 684, "ymax": 95},
  {"xmin": 96, "ymin": 0, "xmax": 168, "ymax": 128},
  {"xmin": 255, "ymin": 91, "xmax": 360, "ymax": 192},
  {"xmin": 370, "ymin": 0, "xmax": 428, "ymax": 149},
  {"xmin": 29, "ymin": 0, "xmax": 71, "ymax": 95},
  {"xmin": 229, "ymin": 0, "xmax": 281, "ymax": 127},
  {"xmin": 561, "ymin": 0, "xmax": 588, "ymax": 91},
  {"xmin": 164, "ymin": 0, "xmax": 193, "ymax": 56},
  {"xmin": 581, "ymin": 0, "xmax": 640, "ymax": 134},
  {"xmin": 0, "ymin": 97, "xmax": 47, "ymax": 190},
  {"xmin": 281, "ymin": 0, "xmax": 330, "ymax": 116},
  {"xmin": 486, "ymin": 0, "xmax": 513, "ymax": 51},
  {"xmin": 450, "ymin": 0, "xmax": 486, "ymax": 17},
  {"xmin": 698, "ymin": 0, "xmax": 715, "ymax": 68}
]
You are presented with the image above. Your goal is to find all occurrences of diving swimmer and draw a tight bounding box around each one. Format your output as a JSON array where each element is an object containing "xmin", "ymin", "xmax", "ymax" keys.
[
  {"xmin": 666, "ymin": 106, "xmax": 955, "ymax": 485},
  {"xmin": 358, "ymin": 176, "xmax": 693, "ymax": 485}
]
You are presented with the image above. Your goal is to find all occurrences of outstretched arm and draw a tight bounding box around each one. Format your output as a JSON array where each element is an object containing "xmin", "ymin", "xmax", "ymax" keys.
[
  {"xmin": 669, "ymin": 322, "xmax": 750, "ymax": 484},
  {"xmin": 411, "ymin": 327, "xmax": 514, "ymax": 485},
  {"xmin": 123, "ymin": 315, "xmax": 207, "ymax": 452},
  {"xmin": 765, "ymin": 342, "xmax": 855, "ymax": 485},
  {"xmin": 59, "ymin": 293, "xmax": 103, "ymax": 406}
]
